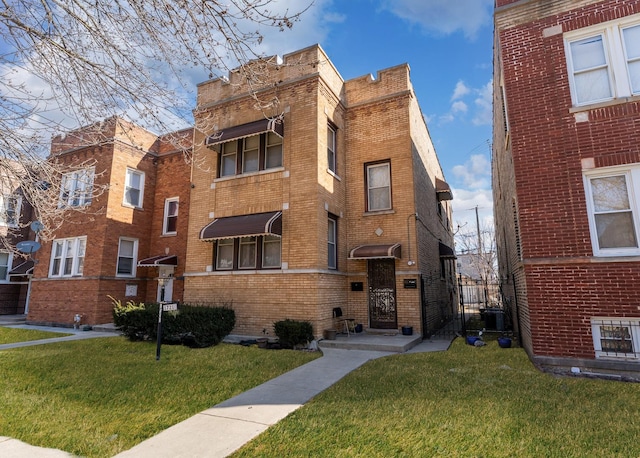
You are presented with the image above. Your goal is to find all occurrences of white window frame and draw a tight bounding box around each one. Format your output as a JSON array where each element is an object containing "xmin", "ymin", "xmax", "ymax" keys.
[
  {"xmin": 220, "ymin": 142, "xmax": 238, "ymax": 177},
  {"xmin": 327, "ymin": 124, "xmax": 337, "ymax": 173},
  {"xmin": 265, "ymin": 132, "xmax": 283, "ymax": 169},
  {"xmin": 565, "ymin": 15, "xmax": 640, "ymax": 106},
  {"xmin": 123, "ymin": 168, "xmax": 145, "ymax": 208},
  {"xmin": 0, "ymin": 194, "xmax": 21, "ymax": 227},
  {"xmin": 262, "ymin": 235, "xmax": 281, "ymax": 268},
  {"xmin": 59, "ymin": 167, "xmax": 94, "ymax": 208},
  {"xmin": 215, "ymin": 239, "xmax": 234, "ymax": 270},
  {"xmin": 49, "ymin": 236, "xmax": 86, "ymax": 278},
  {"xmin": 162, "ymin": 197, "xmax": 179, "ymax": 235},
  {"xmin": 328, "ymin": 216, "xmax": 337, "ymax": 269},
  {"xmin": 116, "ymin": 237, "xmax": 138, "ymax": 277},
  {"xmin": 366, "ymin": 161, "xmax": 392, "ymax": 212},
  {"xmin": 0, "ymin": 251, "xmax": 12, "ymax": 282},
  {"xmin": 238, "ymin": 236, "xmax": 257, "ymax": 269},
  {"xmin": 242, "ymin": 136, "xmax": 260, "ymax": 173},
  {"xmin": 583, "ymin": 164, "xmax": 640, "ymax": 257},
  {"xmin": 591, "ymin": 318, "xmax": 640, "ymax": 360}
]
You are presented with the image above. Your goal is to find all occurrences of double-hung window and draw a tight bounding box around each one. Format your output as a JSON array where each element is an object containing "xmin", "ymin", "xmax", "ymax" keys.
[
  {"xmin": 123, "ymin": 168, "xmax": 144, "ymax": 208},
  {"xmin": 366, "ymin": 161, "xmax": 392, "ymax": 212},
  {"xmin": 0, "ymin": 252, "xmax": 11, "ymax": 282},
  {"xmin": 583, "ymin": 165, "xmax": 640, "ymax": 256},
  {"xmin": 219, "ymin": 132, "xmax": 283, "ymax": 178},
  {"xmin": 59, "ymin": 168, "xmax": 94, "ymax": 208},
  {"xmin": 163, "ymin": 197, "xmax": 179, "ymax": 235},
  {"xmin": 327, "ymin": 124, "xmax": 337, "ymax": 174},
  {"xmin": 328, "ymin": 216, "xmax": 337, "ymax": 269},
  {"xmin": 0, "ymin": 194, "xmax": 21, "ymax": 227},
  {"xmin": 565, "ymin": 16, "xmax": 640, "ymax": 106},
  {"xmin": 263, "ymin": 235, "xmax": 282, "ymax": 268},
  {"xmin": 117, "ymin": 237, "xmax": 138, "ymax": 277},
  {"xmin": 49, "ymin": 236, "xmax": 86, "ymax": 277}
]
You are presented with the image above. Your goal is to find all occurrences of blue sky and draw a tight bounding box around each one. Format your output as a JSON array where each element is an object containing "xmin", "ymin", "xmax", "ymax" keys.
[{"xmin": 249, "ymin": 0, "xmax": 495, "ymax": 238}]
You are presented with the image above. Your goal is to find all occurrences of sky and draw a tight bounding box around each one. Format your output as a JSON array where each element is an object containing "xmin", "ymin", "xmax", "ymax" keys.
[{"xmin": 248, "ymin": 0, "xmax": 496, "ymax": 244}]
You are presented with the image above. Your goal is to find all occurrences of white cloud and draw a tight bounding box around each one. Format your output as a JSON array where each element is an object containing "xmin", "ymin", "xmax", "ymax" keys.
[
  {"xmin": 451, "ymin": 80, "xmax": 470, "ymax": 101},
  {"xmin": 451, "ymin": 100, "xmax": 468, "ymax": 114},
  {"xmin": 450, "ymin": 187, "xmax": 494, "ymax": 241},
  {"xmin": 452, "ymin": 154, "xmax": 490, "ymax": 190},
  {"xmin": 379, "ymin": 0, "xmax": 493, "ymax": 39},
  {"xmin": 472, "ymin": 80, "xmax": 493, "ymax": 126}
]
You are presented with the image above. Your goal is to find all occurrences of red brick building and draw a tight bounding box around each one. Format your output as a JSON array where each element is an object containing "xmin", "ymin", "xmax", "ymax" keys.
[
  {"xmin": 26, "ymin": 118, "xmax": 192, "ymax": 326},
  {"xmin": 493, "ymin": 0, "xmax": 640, "ymax": 378}
]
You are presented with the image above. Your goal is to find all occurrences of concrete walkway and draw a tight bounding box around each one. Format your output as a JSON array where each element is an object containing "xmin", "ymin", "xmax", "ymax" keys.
[{"xmin": 0, "ymin": 323, "xmax": 452, "ymax": 457}]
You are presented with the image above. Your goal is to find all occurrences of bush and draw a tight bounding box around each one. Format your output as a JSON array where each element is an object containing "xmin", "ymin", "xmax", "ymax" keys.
[
  {"xmin": 273, "ymin": 319, "xmax": 314, "ymax": 349},
  {"xmin": 111, "ymin": 298, "xmax": 235, "ymax": 348}
]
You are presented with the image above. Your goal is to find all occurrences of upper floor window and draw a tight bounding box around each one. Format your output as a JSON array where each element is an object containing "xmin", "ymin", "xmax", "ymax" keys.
[
  {"xmin": 366, "ymin": 161, "xmax": 392, "ymax": 212},
  {"xmin": 117, "ymin": 237, "xmax": 138, "ymax": 277},
  {"xmin": 59, "ymin": 167, "xmax": 94, "ymax": 208},
  {"xmin": 163, "ymin": 197, "xmax": 179, "ymax": 235},
  {"xmin": 327, "ymin": 124, "xmax": 337, "ymax": 173},
  {"xmin": 0, "ymin": 194, "xmax": 21, "ymax": 227},
  {"xmin": 583, "ymin": 165, "xmax": 640, "ymax": 256},
  {"xmin": 328, "ymin": 215, "xmax": 337, "ymax": 269},
  {"xmin": 219, "ymin": 132, "xmax": 283, "ymax": 178},
  {"xmin": 123, "ymin": 168, "xmax": 144, "ymax": 208},
  {"xmin": 49, "ymin": 236, "xmax": 86, "ymax": 277},
  {"xmin": 565, "ymin": 17, "xmax": 640, "ymax": 106},
  {"xmin": 0, "ymin": 252, "xmax": 11, "ymax": 282}
]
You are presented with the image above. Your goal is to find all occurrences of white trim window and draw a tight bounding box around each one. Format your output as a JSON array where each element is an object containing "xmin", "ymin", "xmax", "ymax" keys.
[
  {"xmin": 262, "ymin": 235, "xmax": 281, "ymax": 268},
  {"xmin": 238, "ymin": 236, "xmax": 257, "ymax": 269},
  {"xmin": 163, "ymin": 197, "xmax": 179, "ymax": 235},
  {"xmin": 591, "ymin": 318, "xmax": 640, "ymax": 360},
  {"xmin": 327, "ymin": 123, "xmax": 337, "ymax": 173},
  {"xmin": 565, "ymin": 15, "xmax": 640, "ymax": 106},
  {"xmin": 265, "ymin": 132, "xmax": 283, "ymax": 169},
  {"xmin": 366, "ymin": 161, "xmax": 392, "ymax": 212},
  {"xmin": 123, "ymin": 168, "xmax": 144, "ymax": 208},
  {"xmin": 221, "ymin": 141, "xmax": 238, "ymax": 177},
  {"xmin": 117, "ymin": 237, "xmax": 138, "ymax": 277},
  {"xmin": 328, "ymin": 216, "xmax": 337, "ymax": 269},
  {"xmin": 215, "ymin": 239, "xmax": 234, "ymax": 270},
  {"xmin": 242, "ymin": 136, "xmax": 260, "ymax": 173},
  {"xmin": 0, "ymin": 194, "xmax": 21, "ymax": 227},
  {"xmin": 49, "ymin": 236, "xmax": 86, "ymax": 277},
  {"xmin": 59, "ymin": 167, "xmax": 94, "ymax": 208},
  {"xmin": 583, "ymin": 165, "xmax": 640, "ymax": 256},
  {"xmin": 0, "ymin": 252, "xmax": 11, "ymax": 282}
]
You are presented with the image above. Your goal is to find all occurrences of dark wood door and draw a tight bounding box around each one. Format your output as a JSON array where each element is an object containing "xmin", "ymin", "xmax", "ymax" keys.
[{"xmin": 368, "ymin": 259, "xmax": 397, "ymax": 329}]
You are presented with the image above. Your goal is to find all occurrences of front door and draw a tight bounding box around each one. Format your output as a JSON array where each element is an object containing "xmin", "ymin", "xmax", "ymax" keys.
[{"xmin": 368, "ymin": 258, "xmax": 397, "ymax": 329}]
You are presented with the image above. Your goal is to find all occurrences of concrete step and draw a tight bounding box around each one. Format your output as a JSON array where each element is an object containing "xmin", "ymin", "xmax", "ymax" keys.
[
  {"xmin": 0, "ymin": 314, "xmax": 27, "ymax": 325},
  {"xmin": 318, "ymin": 333, "xmax": 422, "ymax": 353},
  {"xmin": 91, "ymin": 323, "xmax": 119, "ymax": 333}
]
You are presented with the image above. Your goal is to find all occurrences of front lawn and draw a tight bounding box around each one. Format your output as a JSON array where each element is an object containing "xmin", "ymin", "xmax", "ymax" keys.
[
  {"xmin": 0, "ymin": 327, "xmax": 72, "ymax": 344},
  {"xmin": 233, "ymin": 337, "xmax": 640, "ymax": 457},
  {"xmin": 0, "ymin": 337, "xmax": 319, "ymax": 457}
]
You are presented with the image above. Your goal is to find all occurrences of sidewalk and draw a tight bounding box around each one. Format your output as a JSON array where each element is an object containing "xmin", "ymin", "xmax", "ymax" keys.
[{"xmin": 0, "ymin": 324, "xmax": 452, "ymax": 457}]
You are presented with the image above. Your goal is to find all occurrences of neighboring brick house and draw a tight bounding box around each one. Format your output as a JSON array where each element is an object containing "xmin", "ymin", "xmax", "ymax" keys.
[
  {"xmin": 26, "ymin": 117, "xmax": 192, "ymax": 326},
  {"xmin": 493, "ymin": 0, "xmax": 640, "ymax": 378},
  {"xmin": 185, "ymin": 44, "xmax": 455, "ymax": 338}
]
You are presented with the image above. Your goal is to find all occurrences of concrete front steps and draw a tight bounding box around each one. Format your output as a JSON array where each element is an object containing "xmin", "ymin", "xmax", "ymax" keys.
[
  {"xmin": 0, "ymin": 314, "xmax": 27, "ymax": 326},
  {"xmin": 318, "ymin": 331, "xmax": 423, "ymax": 353}
]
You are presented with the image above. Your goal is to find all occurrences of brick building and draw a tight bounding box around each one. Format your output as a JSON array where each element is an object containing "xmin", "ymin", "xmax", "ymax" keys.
[
  {"xmin": 185, "ymin": 45, "xmax": 455, "ymax": 339},
  {"xmin": 493, "ymin": 0, "xmax": 640, "ymax": 378},
  {"xmin": 26, "ymin": 117, "xmax": 192, "ymax": 326}
]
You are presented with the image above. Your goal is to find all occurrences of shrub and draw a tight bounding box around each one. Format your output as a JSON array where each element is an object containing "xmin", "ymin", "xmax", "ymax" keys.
[
  {"xmin": 273, "ymin": 319, "xmax": 314, "ymax": 349},
  {"xmin": 111, "ymin": 298, "xmax": 235, "ymax": 348}
]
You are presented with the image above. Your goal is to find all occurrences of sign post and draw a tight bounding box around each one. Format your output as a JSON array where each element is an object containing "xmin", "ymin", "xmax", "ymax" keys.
[{"xmin": 156, "ymin": 302, "xmax": 178, "ymax": 360}]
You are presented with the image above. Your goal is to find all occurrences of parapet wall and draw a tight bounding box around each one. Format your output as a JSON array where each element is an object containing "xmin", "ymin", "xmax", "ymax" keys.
[{"xmin": 343, "ymin": 64, "xmax": 412, "ymax": 107}]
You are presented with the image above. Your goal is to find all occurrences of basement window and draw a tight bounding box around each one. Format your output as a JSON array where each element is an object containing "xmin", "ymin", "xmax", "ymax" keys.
[{"xmin": 591, "ymin": 318, "xmax": 640, "ymax": 360}]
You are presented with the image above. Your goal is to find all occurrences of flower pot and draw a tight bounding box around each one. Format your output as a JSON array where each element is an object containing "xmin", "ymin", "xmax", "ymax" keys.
[
  {"xmin": 401, "ymin": 326, "xmax": 413, "ymax": 336},
  {"xmin": 466, "ymin": 336, "xmax": 480, "ymax": 345},
  {"xmin": 354, "ymin": 323, "xmax": 363, "ymax": 333},
  {"xmin": 323, "ymin": 329, "xmax": 337, "ymax": 340},
  {"xmin": 498, "ymin": 337, "xmax": 512, "ymax": 348}
]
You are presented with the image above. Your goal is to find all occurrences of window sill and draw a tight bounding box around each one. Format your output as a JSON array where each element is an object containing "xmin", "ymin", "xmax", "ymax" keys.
[
  {"xmin": 122, "ymin": 203, "xmax": 143, "ymax": 210},
  {"xmin": 363, "ymin": 209, "xmax": 395, "ymax": 217},
  {"xmin": 161, "ymin": 233, "xmax": 177, "ymax": 237},
  {"xmin": 215, "ymin": 167, "xmax": 285, "ymax": 183},
  {"xmin": 570, "ymin": 94, "xmax": 640, "ymax": 114},
  {"xmin": 326, "ymin": 169, "xmax": 341, "ymax": 181}
]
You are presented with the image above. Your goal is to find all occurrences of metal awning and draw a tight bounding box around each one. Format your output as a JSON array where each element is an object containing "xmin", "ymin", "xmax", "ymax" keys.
[
  {"xmin": 439, "ymin": 242, "xmax": 456, "ymax": 259},
  {"xmin": 348, "ymin": 243, "xmax": 402, "ymax": 260},
  {"xmin": 138, "ymin": 255, "xmax": 178, "ymax": 267},
  {"xmin": 205, "ymin": 118, "xmax": 284, "ymax": 147},
  {"xmin": 436, "ymin": 177, "xmax": 453, "ymax": 201},
  {"xmin": 200, "ymin": 211, "xmax": 282, "ymax": 241},
  {"xmin": 9, "ymin": 259, "xmax": 34, "ymax": 276}
]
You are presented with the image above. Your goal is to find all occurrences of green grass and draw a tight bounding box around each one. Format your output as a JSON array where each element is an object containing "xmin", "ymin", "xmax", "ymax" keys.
[
  {"xmin": 0, "ymin": 327, "xmax": 72, "ymax": 344},
  {"xmin": 232, "ymin": 337, "xmax": 640, "ymax": 458},
  {"xmin": 0, "ymin": 337, "xmax": 319, "ymax": 457}
]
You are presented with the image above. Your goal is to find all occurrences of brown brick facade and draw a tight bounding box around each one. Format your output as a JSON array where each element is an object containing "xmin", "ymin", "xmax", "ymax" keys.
[{"xmin": 493, "ymin": 0, "xmax": 640, "ymax": 378}]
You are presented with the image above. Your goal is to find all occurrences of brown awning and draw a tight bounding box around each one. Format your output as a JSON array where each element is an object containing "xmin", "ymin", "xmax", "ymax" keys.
[
  {"xmin": 349, "ymin": 243, "xmax": 402, "ymax": 260},
  {"xmin": 436, "ymin": 177, "xmax": 453, "ymax": 201},
  {"xmin": 138, "ymin": 255, "xmax": 178, "ymax": 267},
  {"xmin": 206, "ymin": 118, "xmax": 284, "ymax": 147},
  {"xmin": 200, "ymin": 211, "xmax": 282, "ymax": 241},
  {"xmin": 9, "ymin": 259, "xmax": 34, "ymax": 276},
  {"xmin": 439, "ymin": 242, "xmax": 456, "ymax": 259}
]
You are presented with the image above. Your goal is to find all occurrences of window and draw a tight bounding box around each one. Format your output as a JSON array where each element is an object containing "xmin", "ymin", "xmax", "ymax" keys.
[
  {"xmin": 117, "ymin": 238, "xmax": 138, "ymax": 277},
  {"xmin": 214, "ymin": 235, "xmax": 281, "ymax": 270},
  {"xmin": 49, "ymin": 236, "xmax": 86, "ymax": 277},
  {"xmin": 163, "ymin": 198, "xmax": 179, "ymax": 235},
  {"xmin": 59, "ymin": 168, "xmax": 94, "ymax": 208},
  {"xmin": 123, "ymin": 168, "xmax": 144, "ymax": 208},
  {"xmin": 565, "ymin": 17, "xmax": 640, "ymax": 106},
  {"xmin": 366, "ymin": 161, "xmax": 392, "ymax": 211},
  {"xmin": 583, "ymin": 165, "xmax": 640, "ymax": 256},
  {"xmin": 0, "ymin": 252, "xmax": 11, "ymax": 282},
  {"xmin": 592, "ymin": 318, "xmax": 640, "ymax": 359},
  {"xmin": 218, "ymin": 132, "xmax": 283, "ymax": 178},
  {"xmin": 327, "ymin": 124, "xmax": 337, "ymax": 173},
  {"xmin": 328, "ymin": 216, "xmax": 337, "ymax": 269},
  {"xmin": 0, "ymin": 194, "xmax": 21, "ymax": 227}
]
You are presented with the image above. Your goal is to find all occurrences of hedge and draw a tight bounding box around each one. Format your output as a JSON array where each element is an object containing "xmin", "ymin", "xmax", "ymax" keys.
[{"xmin": 273, "ymin": 319, "xmax": 314, "ymax": 349}]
